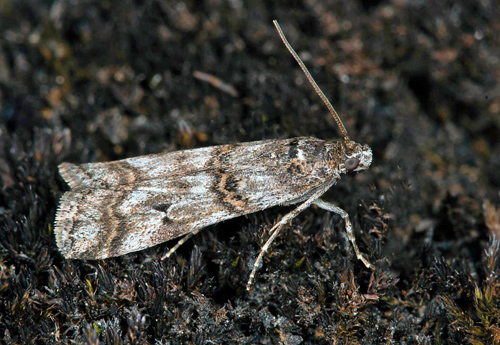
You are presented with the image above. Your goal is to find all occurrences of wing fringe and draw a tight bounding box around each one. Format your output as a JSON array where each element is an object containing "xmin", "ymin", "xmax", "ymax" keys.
[
  {"xmin": 54, "ymin": 191, "xmax": 83, "ymax": 258},
  {"xmin": 58, "ymin": 162, "xmax": 88, "ymax": 189}
]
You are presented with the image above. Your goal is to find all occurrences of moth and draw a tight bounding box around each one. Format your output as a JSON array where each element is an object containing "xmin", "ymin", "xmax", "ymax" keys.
[{"xmin": 54, "ymin": 21, "xmax": 373, "ymax": 290}]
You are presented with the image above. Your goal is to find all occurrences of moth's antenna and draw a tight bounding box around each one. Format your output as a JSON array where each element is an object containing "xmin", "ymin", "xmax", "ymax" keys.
[{"xmin": 273, "ymin": 20, "xmax": 350, "ymax": 141}]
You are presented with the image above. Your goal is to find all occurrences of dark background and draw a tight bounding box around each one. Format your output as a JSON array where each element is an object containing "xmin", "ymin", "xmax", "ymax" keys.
[{"xmin": 1, "ymin": 0, "xmax": 499, "ymax": 344}]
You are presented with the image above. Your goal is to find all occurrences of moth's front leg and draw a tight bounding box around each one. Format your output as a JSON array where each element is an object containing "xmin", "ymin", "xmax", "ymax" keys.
[{"xmin": 313, "ymin": 198, "xmax": 372, "ymax": 269}]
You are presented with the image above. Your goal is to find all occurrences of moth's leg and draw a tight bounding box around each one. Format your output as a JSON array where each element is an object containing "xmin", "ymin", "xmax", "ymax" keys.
[
  {"xmin": 247, "ymin": 205, "xmax": 310, "ymax": 290},
  {"xmin": 313, "ymin": 198, "xmax": 372, "ymax": 269},
  {"xmin": 161, "ymin": 228, "xmax": 202, "ymax": 260},
  {"xmin": 247, "ymin": 183, "xmax": 334, "ymax": 290}
]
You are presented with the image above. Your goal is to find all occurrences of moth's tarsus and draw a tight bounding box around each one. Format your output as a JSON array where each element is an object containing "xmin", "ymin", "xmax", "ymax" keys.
[{"xmin": 54, "ymin": 21, "xmax": 374, "ymax": 292}]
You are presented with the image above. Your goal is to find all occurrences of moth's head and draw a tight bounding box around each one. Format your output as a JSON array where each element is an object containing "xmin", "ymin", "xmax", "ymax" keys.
[{"xmin": 340, "ymin": 140, "xmax": 372, "ymax": 173}]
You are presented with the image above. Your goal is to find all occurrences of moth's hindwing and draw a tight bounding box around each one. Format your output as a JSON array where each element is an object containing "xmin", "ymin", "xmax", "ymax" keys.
[{"xmin": 55, "ymin": 137, "xmax": 339, "ymax": 259}]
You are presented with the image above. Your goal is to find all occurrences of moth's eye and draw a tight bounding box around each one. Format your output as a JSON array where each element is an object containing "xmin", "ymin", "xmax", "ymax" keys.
[{"xmin": 345, "ymin": 158, "xmax": 360, "ymax": 170}]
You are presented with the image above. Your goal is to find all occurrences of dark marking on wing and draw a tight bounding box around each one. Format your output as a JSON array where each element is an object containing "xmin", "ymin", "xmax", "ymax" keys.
[
  {"xmin": 212, "ymin": 166, "xmax": 248, "ymax": 211},
  {"xmin": 313, "ymin": 141, "xmax": 325, "ymax": 157},
  {"xmin": 217, "ymin": 144, "xmax": 236, "ymax": 165},
  {"xmin": 152, "ymin": 203, "xmax": 171, "ymax": 213},
  {"xmin": 287, "ymin": 161, "xmax": 306, "ymax": 175},
  {"xmin": 224, "ymin": 175, "xmax": 239, "ymax": 193},
  {"xmin": 102, "ymin": 161, "xmax": 140, "ymax": 188},
  {"xmin": 152, "ymin": 203, "xmax": 173, "ymax": 224},
  {"xmin": 213, "ymin": 169, "xmax": 237, "ymax": 213},
  {"xmin": 287, "ymin": 138, "xmax": 299, "ymax": 159},
  {"xmin": 107, "ymin": 193, "xmax": 129, "ymax": 257}
]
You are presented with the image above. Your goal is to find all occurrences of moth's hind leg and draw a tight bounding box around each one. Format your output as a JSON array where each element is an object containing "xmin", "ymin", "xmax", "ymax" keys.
[
  {"xmin": 313, "ymin": 198, "xmax": 372, "ymax": 269},
  {"xmin": 161, "ymin": 228, "xmax": 202, "ymax": 260}
]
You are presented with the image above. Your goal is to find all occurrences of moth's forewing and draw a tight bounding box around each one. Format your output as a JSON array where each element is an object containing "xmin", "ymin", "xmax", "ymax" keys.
[{"xmin": 55, "ymin": 137, "xmax": 342, "ymax": 259}]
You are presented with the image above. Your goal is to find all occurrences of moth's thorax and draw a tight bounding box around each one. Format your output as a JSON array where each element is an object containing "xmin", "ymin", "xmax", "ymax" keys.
[
  {"xmin": 278, "ymin": 137, "xmax": 371, "ymax": 179},
  {"xmin": 276, "ymin": 137, "xmax": 336, "ymax": 182}
]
